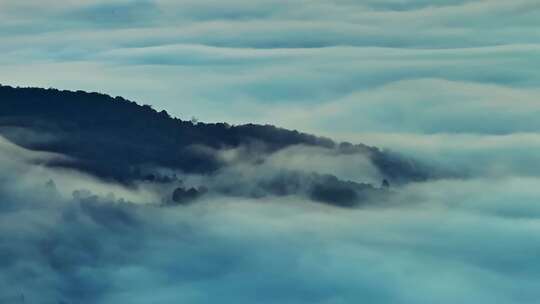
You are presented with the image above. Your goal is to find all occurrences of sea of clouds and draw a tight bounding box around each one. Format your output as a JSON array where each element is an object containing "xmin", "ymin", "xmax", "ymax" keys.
[
  {"xmin": 1, "ymin": 0, "xmax": 539, "ymax": 303},
  {"xmin": 1, "ymin": 127, "xmax": 540, "ymax": 303}
]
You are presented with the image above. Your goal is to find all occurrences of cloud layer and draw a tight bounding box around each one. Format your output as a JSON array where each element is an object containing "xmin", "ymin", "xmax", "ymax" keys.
[
  {"xmin": 1, "ymin": 1, "xmax": 539, "ymax": 303},
  {"xmin": 2, "ymin": 136, "xmax": 540, "ymax": 304},
  {"xmin": 1, "ymin": 0, "xmax": 539, "ymax": 135}
]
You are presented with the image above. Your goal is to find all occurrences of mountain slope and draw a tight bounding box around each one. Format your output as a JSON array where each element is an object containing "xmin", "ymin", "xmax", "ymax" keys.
[{"xmin": 0, "ymin": 84, "xmax": 431, "ymax": 205}]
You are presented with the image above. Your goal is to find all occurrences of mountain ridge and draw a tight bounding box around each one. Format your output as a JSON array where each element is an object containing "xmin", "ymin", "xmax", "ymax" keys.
[{"xmin": 0, "ymin": 84, "xmax": 431, "ymax": 206}]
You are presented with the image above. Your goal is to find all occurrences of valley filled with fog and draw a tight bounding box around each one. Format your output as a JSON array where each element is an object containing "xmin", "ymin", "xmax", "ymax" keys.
[
  {"xmin": 1, "ymin": 0, "xmax": 539, "ymax": 303},
  {"xmin": 1, "ymin": 119, "xmax": 538, "ymax": 303}
]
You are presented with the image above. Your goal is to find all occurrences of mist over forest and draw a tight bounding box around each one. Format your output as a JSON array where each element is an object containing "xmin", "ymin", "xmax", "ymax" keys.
[
  {"xmin": 1, "ymin": 85, "xmax": 539, "ymax": 304},
  {"xmin": 2, "ymin": 0, "xmax": 540, "ymax": 303}
]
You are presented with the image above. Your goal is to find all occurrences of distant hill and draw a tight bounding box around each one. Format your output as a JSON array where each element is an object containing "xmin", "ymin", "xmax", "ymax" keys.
[{"xmin": 0, "ymin": 84, "xmax": 431, "ymax": 205}]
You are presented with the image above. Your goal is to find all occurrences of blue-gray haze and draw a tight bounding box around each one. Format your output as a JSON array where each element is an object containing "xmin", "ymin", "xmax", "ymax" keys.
[{"xmin": 0, "ymin": 1, "xmax": 539, "ymax": 303}]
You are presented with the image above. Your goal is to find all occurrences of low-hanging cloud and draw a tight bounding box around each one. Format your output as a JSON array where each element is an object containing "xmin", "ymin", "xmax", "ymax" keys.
[
  {"xmin": 2, "ymin": 140, "xmax": 540, "ymax": 303},
  {"xmin": 0, "ymin": 97, "xmax": 538, "ymax": 303},
  {"xmin": 287, "ymin": 78, "xmax": 540, "ymax": 135},
  {"xmin": 2, "ymin": 1, "xmax": 540, "ymax": 302}
]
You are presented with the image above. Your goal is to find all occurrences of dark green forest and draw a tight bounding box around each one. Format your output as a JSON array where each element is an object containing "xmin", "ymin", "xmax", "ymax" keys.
[{"xmin": 0, "ymin": 84, "xmax": 431, "ymax": 206}]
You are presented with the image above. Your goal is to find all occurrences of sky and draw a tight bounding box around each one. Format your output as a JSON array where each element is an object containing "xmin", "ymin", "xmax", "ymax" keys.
[{"xmin": 1, "ymin": 1, "xmax": 540, "ymax": 303}]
